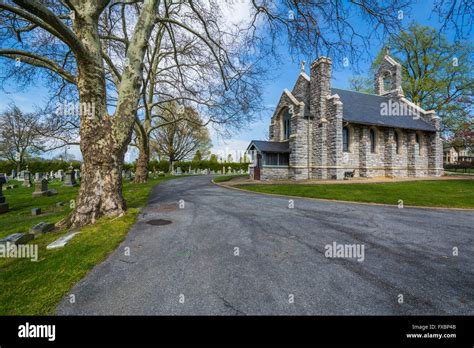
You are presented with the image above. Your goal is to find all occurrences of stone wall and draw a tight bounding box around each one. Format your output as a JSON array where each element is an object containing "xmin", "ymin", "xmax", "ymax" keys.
[
  {"xmin": 326, "ymin": 94, "xmax": 344, "ymax": 179},
  {"xmin": 261, "ymin": 166, "xmax": 290, "ymax": 180},
  {"xmin": 310, "ymin": 57, "xmax": 332, "ymax": 179},
  {"xmin": 340, "ymin": 125, "xmax": 433, "ymax": 178}
]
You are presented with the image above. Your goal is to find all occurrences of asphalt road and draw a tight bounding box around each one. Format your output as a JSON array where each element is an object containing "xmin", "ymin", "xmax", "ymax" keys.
[{"xmin": 57, "ymin": 176, "xmax": 474, "ymax": 315}]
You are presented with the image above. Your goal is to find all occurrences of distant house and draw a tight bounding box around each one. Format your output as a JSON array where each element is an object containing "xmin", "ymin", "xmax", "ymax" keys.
[
  {"xmin": 246, "ymin": 55, "xmax": 443, "ymax": 181},
  {"xmin": 443, "ymin": 145, "xmax": 473, "ymax": 164}
]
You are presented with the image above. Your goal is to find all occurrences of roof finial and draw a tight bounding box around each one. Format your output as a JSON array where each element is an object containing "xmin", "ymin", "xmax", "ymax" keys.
[{"xmin": 300, "ymin": 60, "xmax": 306, "ymax": 72}]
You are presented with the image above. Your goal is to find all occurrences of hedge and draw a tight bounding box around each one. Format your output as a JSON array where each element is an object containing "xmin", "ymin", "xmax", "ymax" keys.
[
  {"xmin": 444, "ymin": 161, "xmax": 474, "ymax": 172},
  {"xmin": 0, "ymin": 159, "xmax": 249, "ymax": 175},
  {"xmin": 0, "ymin": 160, "xmax": 83, "ymax": 174}
]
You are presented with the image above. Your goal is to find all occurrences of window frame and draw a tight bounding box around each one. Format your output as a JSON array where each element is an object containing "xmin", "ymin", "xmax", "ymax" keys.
[
  {"xmin": 369, "ymin": 128, "xmax": 376, "ymax": 153},
  {"xmin": 343, "ymin": 126, "xmax": 350, "ymax": 152},
  {"xmin": 394, "ymin": 130, "xmax": 400, "ymax": 154},
  {"xmin": 282, "ymin": 108, "xmax": 291, "ymax": 140},
  {"xmin": 263, "ymin": 152, "xmax": 289, "ymax": 167}
]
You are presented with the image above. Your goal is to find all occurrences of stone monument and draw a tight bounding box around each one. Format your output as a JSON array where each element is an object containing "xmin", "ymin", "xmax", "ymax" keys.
[
  {"xmin": 22, "ymin": 167, "xmax": 32, "ymax": 187},
  {"xmin": 62, "ymin": 165, "xmax": 78, "ymax": 187},
  {"xmin": 0, "ymin": 174, "xmax": 9, "ymax": 213}
]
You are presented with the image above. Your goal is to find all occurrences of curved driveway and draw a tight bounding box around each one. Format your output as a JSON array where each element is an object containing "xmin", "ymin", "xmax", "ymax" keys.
[{"xmin": 57, "ymin": 176, "xmax": 474, "ymax": 315}]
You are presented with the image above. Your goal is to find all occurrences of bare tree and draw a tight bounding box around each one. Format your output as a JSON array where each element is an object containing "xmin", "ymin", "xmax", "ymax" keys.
[
  {"xmin": 432, "ymin": 0, "xmax": 473, "ymax": 41},
  {"xmin": 150, "ymin": 101, "xmax": 211, "ymax": 171},
  {"xmin": 0, "ymin": 105, "xmax": 42, "ymax": 173}
]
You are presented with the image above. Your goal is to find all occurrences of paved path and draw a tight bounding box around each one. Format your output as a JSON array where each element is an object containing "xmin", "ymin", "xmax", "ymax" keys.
[{"xmin": 57, "ymin": 176, "xmax": 474, "ymax": 315}]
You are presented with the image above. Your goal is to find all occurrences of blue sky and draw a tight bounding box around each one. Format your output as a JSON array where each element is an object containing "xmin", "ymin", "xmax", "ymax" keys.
[{"xmin": 0, "ymin": 0, "xmax": 462, "ymax": 162}]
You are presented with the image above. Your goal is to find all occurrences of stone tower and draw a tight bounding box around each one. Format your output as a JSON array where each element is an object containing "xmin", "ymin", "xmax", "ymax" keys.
[{"xmin": 374, "ymin": 55, "xmax": 403, "ymax": 97}]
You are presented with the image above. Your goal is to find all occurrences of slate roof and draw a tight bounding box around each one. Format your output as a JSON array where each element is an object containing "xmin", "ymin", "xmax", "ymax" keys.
[
  {"xmin": 331, "ymin": 88, "xmax": 436, "ymax": 132},
  {"xmin": 247, "ymin": 140, "xmax": 290, "ymax": 153}
]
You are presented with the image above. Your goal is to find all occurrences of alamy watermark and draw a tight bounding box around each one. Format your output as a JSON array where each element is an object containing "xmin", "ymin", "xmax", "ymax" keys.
[
  {"xmin": 380, "ymin": 99, "xmax": 421, "ymax": 120},
  {"xmin": 55, "ymin": 101, "xmax": 96, "ymax": 120},
  {"xmin": 325, "ymin": 242, "xmax": 365, "ymax": 262},
  {"xmin": 0, "ymin": 242, "xmax": 38, "ymax": 262}
]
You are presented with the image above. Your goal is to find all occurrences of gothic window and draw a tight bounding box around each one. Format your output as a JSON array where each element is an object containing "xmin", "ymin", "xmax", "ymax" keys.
[
  {"xmin": 383, "ymin": 72, "xmax": 392, "ymax": 91},
  {"xmin": 370, "ymin": 129, "xmax": 376, "ymax": 153},
  {"xmin": 394, "ymin": 131, "xmax": 400, "ymax": 154},
  {"xmin": 416, "ymin": 133, "xmax": 422, "ymax": 155},
  {"xmin": 343, "ymin": 127, "xmax": 349, "ymax": 152},
  {"xmin": 283, "ymin": 108, "xmax": 291, "ymax": 140}
]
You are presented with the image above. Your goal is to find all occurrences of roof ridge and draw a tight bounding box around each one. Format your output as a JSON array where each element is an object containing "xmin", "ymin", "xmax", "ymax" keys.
[{"xmin": 331, "ymin": 87, "xmax": 383, "ymax": 97}]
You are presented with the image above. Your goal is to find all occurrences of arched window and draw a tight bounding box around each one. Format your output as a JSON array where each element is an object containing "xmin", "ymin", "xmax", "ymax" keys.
[
  {"xmin": 416, "ymin": 133, "xmax": 422, "ymax": 154},
  {"xmin": 282, "ymin": 108, "xmax": 291, "ymax": 140},
  {"xmin": 370, "ymin": 129, "xmax": 376, "ymax": 153},
  {"xmin": 383, "ymin": 72, "xmax": 392, "ymax": 92},
  {"xmin": 343, "ymin": 127, "xmax": 349, "ymax": 152},
  {"xmin": 394, "ymin": 131, "xmax": 400, "ymax": 154}
]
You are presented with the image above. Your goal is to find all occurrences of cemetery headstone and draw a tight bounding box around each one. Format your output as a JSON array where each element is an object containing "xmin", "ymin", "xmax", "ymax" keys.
[
  {"xmin": 0, "ymin": 233, "xmax": 34, "ymax": 246},
  {"xmin": 46, "ymin": 231, "xmax": 80, "ymax": 250},
  {"xmin": 31, "ymin": 208, "xmax": 41, "ymax": 216},
  {"xmin": 0, "ymin": 174, "xmax": 9, "ymax": 214},
  {"xmin": 33, "ymin": 177, "xmax": 56, "ymax": 197},
  {"xmin": 74, "ymin": 169, "xmax": 81, "ymax": 180},
  {"xmin": 62, "ymin": 165, "xmax": 78, "ymax": 187},
  {"xmin": 57, "ymin": 169, "xmax": 65, "ymax": 181},
  {"xmin": 11, "ymin": 169, "xmax": 16, "ymax": 179},
  {"xmin": 176, "ymin": 167, "xmax": 182, "ymax": 175},
  {"xmin": 22, "ymin": 168, "xmax": 32, "ymax": 187},
  {"xmin": 30, "ymin": 222, "xmax": 55, "ymax": 236}
]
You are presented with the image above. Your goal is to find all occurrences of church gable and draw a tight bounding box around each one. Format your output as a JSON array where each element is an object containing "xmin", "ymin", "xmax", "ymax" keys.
[{"xmin": 269, "ymin": 89, "xmax": 304, "ymax": 141}]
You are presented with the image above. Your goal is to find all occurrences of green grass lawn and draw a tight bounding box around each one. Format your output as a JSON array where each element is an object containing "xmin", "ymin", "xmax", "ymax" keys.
[
  {"xmin": 212, "ymin": 174, "xmax": 247, "ymax": 183},
  {"xmin": 0, "ymin": 176, "xmax": 175, "ymax": 315},
  {"xmin": 235, "ymin": 180, "xmax": 474, "ymax": 209}
]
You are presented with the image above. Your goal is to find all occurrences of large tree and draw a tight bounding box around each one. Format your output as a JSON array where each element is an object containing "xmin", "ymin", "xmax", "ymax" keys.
[{"xmin": 0, "ymin": 0, "xmax": 160, "ymax": 227}]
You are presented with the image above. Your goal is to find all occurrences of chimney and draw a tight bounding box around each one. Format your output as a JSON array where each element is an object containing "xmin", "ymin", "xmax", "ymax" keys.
[{"xmin": 310, "ymin": 57, "xmax": 332, "ymax": 120}]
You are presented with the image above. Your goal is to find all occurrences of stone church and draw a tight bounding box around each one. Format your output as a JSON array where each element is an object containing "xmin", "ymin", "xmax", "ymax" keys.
[{"xmin": 247, "ymin": 55, "xmax": 443, "ymax": 180}]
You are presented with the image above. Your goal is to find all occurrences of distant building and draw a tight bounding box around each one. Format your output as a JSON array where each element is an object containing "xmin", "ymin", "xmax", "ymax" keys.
[
  {"xmin": 443, "ymin": 145, "xmax": 473, "ymax": 164},
  {"xmin": 247, "ymin": 55, "xmax": 443, "ymax": 180}
]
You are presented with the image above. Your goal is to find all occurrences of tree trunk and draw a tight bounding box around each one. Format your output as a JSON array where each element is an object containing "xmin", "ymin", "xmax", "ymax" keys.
[
  {"xmin": 58, "ymin": 0, "xmax": 158, "ymax": 228},
  {"xmin": 63, "ymin": 156, "xmax": 126, "ymax": 227},
  {"xmin": 58, "ymin": 118, "xmax": 128, "ymax": 228},
  {"xmin": 134, "ymin": 135, "xmax": 149, "ymax": 183}
]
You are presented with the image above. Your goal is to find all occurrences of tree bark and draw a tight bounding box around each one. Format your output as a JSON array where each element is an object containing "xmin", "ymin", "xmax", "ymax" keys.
[
  {"xmin": 134, "ymin": 134, "xmax": 149, "ymax": 183},
  {"xmin": 58, "ymin": 117, "xmax": 128, "ymax": 228},
  {"xmin": 58, "ymin": 0, "xmax": 157, "ymax": 228}
]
